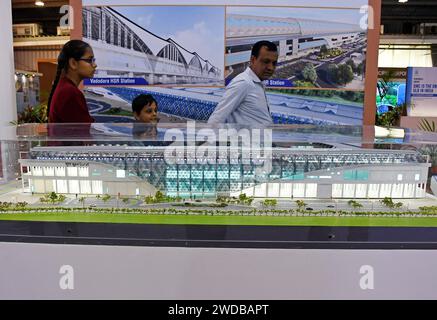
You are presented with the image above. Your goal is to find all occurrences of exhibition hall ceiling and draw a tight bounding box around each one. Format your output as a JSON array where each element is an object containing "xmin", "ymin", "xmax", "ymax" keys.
[
  {"xmin": 12, "ymin": 0, "xmax": 68, "ymax": 35},
  {"xmin": 382, "ymin": 0, "xmax": 437, "ymax": 22},
  {"xmin": 11, "ymin": 1, "xmax": 437, "ymax": 23},
  {"xmin": 12, "ymin": 0, "xmax": 67, "ymax": 8}
]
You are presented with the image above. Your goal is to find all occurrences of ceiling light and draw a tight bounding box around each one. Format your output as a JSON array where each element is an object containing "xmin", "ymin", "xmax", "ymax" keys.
[
  {"xmin": 398, "ymin": 0, "xmax": 408, "ymax": 3},
  {"xmin": 35, "ymin": 1, "xmax": 45, "ymax": 6}
]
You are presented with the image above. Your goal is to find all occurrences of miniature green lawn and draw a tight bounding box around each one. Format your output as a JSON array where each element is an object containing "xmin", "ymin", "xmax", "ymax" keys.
[{"xmin": 2, "ymin": 212, "xmax": 437, "ymax": 227}]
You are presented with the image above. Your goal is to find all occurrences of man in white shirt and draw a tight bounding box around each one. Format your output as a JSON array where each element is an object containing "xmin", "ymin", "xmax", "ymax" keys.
[{"xmin": 208, "ymin": 41, "xmax": 278, "ymax": 126}]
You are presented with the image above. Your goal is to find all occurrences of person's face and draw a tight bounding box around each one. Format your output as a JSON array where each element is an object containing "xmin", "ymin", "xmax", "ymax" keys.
[
  {"xmin": 134, "ymin": 102, "xmax": 158, "ymax": 123},
  {"xmin": 70, "ymin": 47, "xmax": 97, "ymax": 79},
  {"xmin": 250, "ymin": 46, "xmax": 278, "ymax": 81}
]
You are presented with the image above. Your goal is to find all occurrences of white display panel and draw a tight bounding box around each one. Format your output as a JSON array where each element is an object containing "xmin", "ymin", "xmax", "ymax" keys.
[
  {"xmin": 279, "ymin": 183, "xmax": 292, "ymax": 198},
  {"xmin": 68, "ymin": 180, "xmax": 80, "ymax": 194},
  {"xmin": 404, "ymin": 183, "xmax": 415, "ymax": 198},
  {"xmin": 45, "ymin": 180, "xmax": 54, "ymax": 193},
  {"xmin": 2, "ymin": 243, "xmax": 437, "ymax": 300},
  {"xmin": 343, "ymin": 184, "xmax": 355, "ymax": 198},
  {"xmin": 55, "ymin": 167, "xmax": 66, "ymax": 177},
  {"xmin": 367, "ymin": 184, "xmax": 379, "ymax": 198},
  {"xmin": 78, "ymin": 167, "xmax": 89, "ymax": 177},
  {"xmin": 305, "ymin": 183, "xmax": 317, "ymax": 198},
  {"xmin": 254, "ymin": 183, "xmax": 267, "ymax": 197},
  {"xmin": 416, "ymin": 184, "xmax": 425, "ymax": 198},
  {"xmin": 267, "ymin": 183, "xmax": 280, "ymax": 198},
  {"xmin": 32, "ymin": 166, "xmax": 43, "ymax": 177},
  {"xmin": 379, "ymin": 184, "xmax": 391, "ymax": 198},
  {"xmin": 92, "ymin": 180, "xmax": 103, "ymax": 195},
  {"xmin": 67, "ymin": 167, "xmax": 78, "ymax": 177},
  {"xmin": 80, "ymin": 180, "xmax": 92, "ymax": 194},
  {"xmin": 332, "ymin": 184, "xmax": 342, "ymax": 198},
  {"xmin": 33, "ymin": 179, "xmax": 45, "ymax": 193},
  {"xmin": 355, "ymin": 184, "xmax": 367, "ymax": 198},
  {"xmin": 391, "ymin": 183, "xmax": 403, "ymax": 199},
  {"xmin": 56, "ymin": 180, "xmax": 68, "ymax": 194},
  {"xmin": 43, "ymin": 167, "xmax": 55, "ymax": 177},
  {"xmin": 293, "ymin": 183, "xmax": 305, "ymax": 198}
]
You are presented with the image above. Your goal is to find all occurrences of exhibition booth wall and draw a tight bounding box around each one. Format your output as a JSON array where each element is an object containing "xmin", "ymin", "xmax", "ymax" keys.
[{"xmin": 69, "ymin": 0, "xmax": 381, "ymax": 127}]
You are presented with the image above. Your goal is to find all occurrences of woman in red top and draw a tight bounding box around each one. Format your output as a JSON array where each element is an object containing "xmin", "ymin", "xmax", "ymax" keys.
[{"xmin": 48, "ymin": 40, "xmax": 97, "ymax": 123}]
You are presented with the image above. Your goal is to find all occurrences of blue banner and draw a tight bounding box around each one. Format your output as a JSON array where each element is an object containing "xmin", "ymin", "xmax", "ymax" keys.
[
  {"xmin": 405, "ymin": 67, "xmax": 437, "ymax": 116},
  {"xmin": 265, "ymin": 79, "xmax": 294, "ymax": 87},
  {"xmin": 84, "ymin": 78, "xmax": 149, "ymax": 86},
  {"xmin": 225, "ymin": 78, "xmax": 293, "ymax": 87}
]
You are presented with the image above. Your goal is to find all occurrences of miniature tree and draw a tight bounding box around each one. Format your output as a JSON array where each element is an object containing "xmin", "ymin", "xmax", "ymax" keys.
[
  {"xmin": 262, "ymin": 199, "xmax": 277, "ymax": 207},
  {"xmin": 246, "ymin": 197, "xmax": 254, "ymax": 206},
  {"xmin": 78, "ymin": 197, "xmax": 86, "ymax": 210},
  {"xmin": 320, "ymin": 44, "xmax": 328, "ymax": 56},
  {"xmin": 216, "ymin": 195, "xmax": 229, "ymax": 204},
  {"xmin": 102, "ymin": 194, "xmax": 111, "ymax": 203},
  {"xmin": 348, "ymin": 200, "xmax": 363, "ymax": 209},
  {"xmin": 302, "ymin": 63, "xmax": 317, "ymax": 84},
  {"xmin": 381, "ymin": 197, "xmax": 395, "ymax": 209},
  {"xmin": 49, "ymin": 192, "xmax": 58, "ymax": 204},
  {"xmin": 357, "ymin": 62, "xmax": 365, "ymax": 76},
  {"xmin": 296, "ymin": 200, "xmax": 307, "ymax": 211},
  {"xmin": 352, "ymin": 202, "xmax": 363, "ymax": 209},
  {"xmin": 345, "ymin": 59, "xmax": 357, "ymax": 73},
  {"xmin": 144, "ymin": 195, "xmax": 154, "ymax": 204},
  {"xmin": 327, "ymin": 64, "xmax": 337, "ymax": 82},
  {"xmin": 15, "ymin": 202, "xmax": 28, "ymax": 208},
  {"xmin": 237, "ymin": 193, "xmax": 254, "ymax": 205},
  {"xmin": 336, "ymin": 64, "xmax": 354, "ymax": 85},
  {"xmin": 155, "ymin": 191, "xmax": 165, "ymax": 203},
  {"xmin": 238, "ymin": 193, "xmax": 248, "ymax": 204}
]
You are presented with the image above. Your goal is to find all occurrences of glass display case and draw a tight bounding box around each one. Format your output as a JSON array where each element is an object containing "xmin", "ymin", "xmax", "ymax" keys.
[{"xmin": 1, "ymin": 122, "xmax": 437, "ymax": 249}]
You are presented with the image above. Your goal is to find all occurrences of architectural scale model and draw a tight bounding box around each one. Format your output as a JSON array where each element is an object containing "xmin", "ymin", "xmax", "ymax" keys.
[{"xmin": 19, "ymin": 145, "xmax": 430, "ymax": 200}]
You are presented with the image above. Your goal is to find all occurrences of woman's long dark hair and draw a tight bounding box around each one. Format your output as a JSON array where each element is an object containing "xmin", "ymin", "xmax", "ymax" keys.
[{"xmin": 47, "ymin": 40, "xmax": 91, "ymax": 120}]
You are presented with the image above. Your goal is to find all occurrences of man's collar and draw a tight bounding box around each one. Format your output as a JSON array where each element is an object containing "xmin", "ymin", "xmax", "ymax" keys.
[{"xmin": 246, "ymin": 67, "xmax": 262, "ymax": 83}]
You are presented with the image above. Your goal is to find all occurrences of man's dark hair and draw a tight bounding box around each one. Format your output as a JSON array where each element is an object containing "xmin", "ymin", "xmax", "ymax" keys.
[
  {"xmin": 251, "ymin": 41, "xmax": 278, "ymax": 58},
  {"xmin": 132, "ymin": 94, "xmax": 157, "ymax": 114}
]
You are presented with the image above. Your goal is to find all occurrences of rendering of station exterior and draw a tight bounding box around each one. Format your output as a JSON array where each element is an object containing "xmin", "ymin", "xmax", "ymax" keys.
[
  {"xmin": 82, "ymin": 6, "xmax": 222, "ymax": 85},
  {"xmin": 225, "ymin": 13, "xmax": 366, "ymax": 77},
  {"xmin": 85, "ymin": 86, "xmax": 364, "ymax": 126},
  {"xmin": 19, "ymin": 145, "xmax": 430, "ymax": 200}
]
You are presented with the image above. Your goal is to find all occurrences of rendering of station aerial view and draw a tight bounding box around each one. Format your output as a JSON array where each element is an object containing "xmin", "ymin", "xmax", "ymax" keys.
[{"xmin": 224, "ymin": 8, "xmax": 367, "ymax": 90}]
